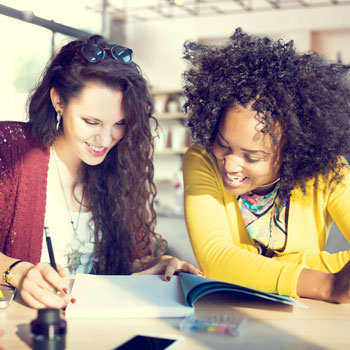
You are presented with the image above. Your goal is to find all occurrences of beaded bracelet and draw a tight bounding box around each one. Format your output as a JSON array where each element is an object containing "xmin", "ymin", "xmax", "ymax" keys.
[{"xmin": 3, "ymin": 260, "xmax": 24, "ymax": 288}]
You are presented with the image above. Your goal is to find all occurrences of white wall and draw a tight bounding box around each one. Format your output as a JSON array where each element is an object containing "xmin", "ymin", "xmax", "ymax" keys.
[
  {"xmin": 312, "ymin": 28, "xmax": 350, "ymax": 62},
  {"xmin": 125, "ymin": 5, "xmax": 350, "ymax": 90}
]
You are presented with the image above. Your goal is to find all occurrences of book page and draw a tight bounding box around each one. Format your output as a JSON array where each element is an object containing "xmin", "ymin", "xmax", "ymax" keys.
[
  {"xmin": 65, "ymin": 274, "xmax": 193, "ymax": 319},
  {"xmin": 179, "ymin": 272, "xmax": 307, "ymax": 308}
]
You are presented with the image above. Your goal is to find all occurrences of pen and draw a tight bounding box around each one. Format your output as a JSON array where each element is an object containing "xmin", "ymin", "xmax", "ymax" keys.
[{"xmin": 44, "ymin": 226, "xmax": 57, "ymax": 271}]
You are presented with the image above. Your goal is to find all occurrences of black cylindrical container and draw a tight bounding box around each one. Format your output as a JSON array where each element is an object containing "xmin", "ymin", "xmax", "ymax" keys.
[{"xmin": 30, "ymin": 308, "xmax": 66, "ymax": 350}]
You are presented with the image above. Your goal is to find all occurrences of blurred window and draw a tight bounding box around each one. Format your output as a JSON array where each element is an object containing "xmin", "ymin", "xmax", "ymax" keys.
[{"xmin": 0, "ymin": 0, "xmax": 101, "ymax": 122}]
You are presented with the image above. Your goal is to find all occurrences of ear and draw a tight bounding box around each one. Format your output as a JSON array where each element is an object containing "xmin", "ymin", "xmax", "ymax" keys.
[{"xmin": 50, "ymin": 87, "xmax": 63, "ymax": 113}]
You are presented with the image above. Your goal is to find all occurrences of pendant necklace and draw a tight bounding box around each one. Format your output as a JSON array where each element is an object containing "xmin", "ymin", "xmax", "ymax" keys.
[{"xmin": 51, "ymin": 146, "xmax": 85, "ymax": 273}]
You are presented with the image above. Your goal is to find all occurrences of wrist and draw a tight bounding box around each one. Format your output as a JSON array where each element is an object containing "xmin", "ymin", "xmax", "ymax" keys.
[
  {"xmin": 319, "ymin": 272, "xmax": 335, "ymax": 302},
  {"xmin": 3, "ymin": 260, "xmax": 33, "ymax": 289},
  {"xmin": 297, "ymin": 268, "xmax": 334, "ymax": 301}
]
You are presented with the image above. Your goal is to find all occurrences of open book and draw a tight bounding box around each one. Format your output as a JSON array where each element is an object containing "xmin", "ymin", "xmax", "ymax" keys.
[{"xmin": 65, "ymin": 272, "xmax": 305, "ymax": 319}]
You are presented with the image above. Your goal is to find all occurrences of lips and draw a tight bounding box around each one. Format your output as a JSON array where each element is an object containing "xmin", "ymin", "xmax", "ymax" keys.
[
  {"xmin": 86, "ymin": 142, "xmax": 108, "ymax": 157},
  {"xmin": 224, "ymin": 172, "xmax": 248, "ymax": 186},
  {"xmin": 226, "ymin": 174, "xmax": 246, "ymax": 182}
]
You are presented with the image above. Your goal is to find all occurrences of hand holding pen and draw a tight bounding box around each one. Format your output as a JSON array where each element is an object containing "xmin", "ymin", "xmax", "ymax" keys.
[
  {"xmin": 7, "ymin": 228, "xmax": 75, "ymax": 309},
  {"xmin": 41, "ymin": 227, "xmax": 76, "ymax": 307},
  {"xmin": 44, "ymin": 227, "xmax": 57, "ymax": 271}
]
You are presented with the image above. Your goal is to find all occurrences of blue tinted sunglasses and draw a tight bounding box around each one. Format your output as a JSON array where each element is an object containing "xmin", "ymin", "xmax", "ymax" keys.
[{"xmin": 79, "ymin": 44, "xmax": 133, "ymax": 64}]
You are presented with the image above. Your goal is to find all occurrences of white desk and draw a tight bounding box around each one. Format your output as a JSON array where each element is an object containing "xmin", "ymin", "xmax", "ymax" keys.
[{"xmin": 1, "ymin": 292, "xmax": 350, "ymax": 350}]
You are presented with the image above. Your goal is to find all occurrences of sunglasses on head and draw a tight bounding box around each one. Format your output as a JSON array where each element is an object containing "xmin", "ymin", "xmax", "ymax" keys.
[{"xmin": 78, "ymin": 44, "xmax": 133, "ymax": 64}]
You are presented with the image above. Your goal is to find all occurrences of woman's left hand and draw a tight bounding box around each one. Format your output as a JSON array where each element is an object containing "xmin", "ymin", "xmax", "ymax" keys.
[{"xmin": 132, "ymin": 255, "xmax": 204, "ymax": 281}]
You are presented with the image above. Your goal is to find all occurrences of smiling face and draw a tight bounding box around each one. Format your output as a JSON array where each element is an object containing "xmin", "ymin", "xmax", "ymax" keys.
[
  {"xmin": 51, "ymin": 81, "xmax": 126, "ymax": 169},
  {"xmin": 212, "ymin": 104, "xmax": 283, "ymax": 196}
]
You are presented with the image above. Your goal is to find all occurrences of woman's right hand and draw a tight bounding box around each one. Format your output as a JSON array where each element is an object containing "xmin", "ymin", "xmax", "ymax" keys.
[
  {"xmin": 11, "ymin": 261, "xmax": 75, "ymax": 309},
  {"xmin": 328, "ymin": 259, "xmax": 350, "ymax": 303},
  {"xmin": 297, "ymin": 260, "xmax": 350, "ymax": 303}
]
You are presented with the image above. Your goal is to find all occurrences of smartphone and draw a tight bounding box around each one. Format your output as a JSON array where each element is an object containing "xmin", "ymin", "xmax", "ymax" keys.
[
  {"xmin": 113, "ymin": 333, "xmax": 184, "ymax": 350},
  {"xmin": 0, "ymin": 285, "xmax": 16, "ymax": 308}
]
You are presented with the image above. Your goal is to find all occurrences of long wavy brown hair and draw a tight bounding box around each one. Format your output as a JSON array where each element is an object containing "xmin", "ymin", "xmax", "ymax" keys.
[{"xmin": 27, "ymin": 35, "xmax": 167, "ymax": 274}]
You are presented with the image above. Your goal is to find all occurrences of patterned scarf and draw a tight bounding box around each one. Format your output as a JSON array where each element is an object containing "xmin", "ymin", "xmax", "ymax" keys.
[{"xmin": 237, "ymin": 184, "xmax": 289, "ymax": 256}]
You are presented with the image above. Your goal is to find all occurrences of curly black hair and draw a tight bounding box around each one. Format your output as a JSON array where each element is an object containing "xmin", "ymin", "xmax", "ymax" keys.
[
  {"xmin": 28, "ymin": 35, "xmax": 167, "ymax": 274},
  {"xmin": 182, "ymin": 27, "xmax": 350, "ymax": 199}
]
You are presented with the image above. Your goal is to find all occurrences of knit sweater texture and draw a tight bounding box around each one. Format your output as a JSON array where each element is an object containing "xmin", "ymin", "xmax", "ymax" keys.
[
  {"xmin": 0, "ymin": 121, "xmax": 153, "ymax": 267},
  {"xmin": 0, "ymin": 121, "xmax": 49, "ymax": 263},
  {"xmin": 183, "ymin": 144, "xmax": 350, "ymax": 297}
]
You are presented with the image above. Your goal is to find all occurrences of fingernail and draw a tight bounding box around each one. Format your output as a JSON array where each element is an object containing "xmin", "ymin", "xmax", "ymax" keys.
[
  {"xmin": 71, "ymin": 298, "xmax": 77, "ymax": 304},
  {"xmin": 166, "ymin": 276, "xmax": 171, "ymax": 282},
  {"xmin": 61, "ymin": 305, "xmax": 67, "ymax": 311},
  {"xmin": 62, "ymin": 288, "xmax": 70, "ymax": 294}
]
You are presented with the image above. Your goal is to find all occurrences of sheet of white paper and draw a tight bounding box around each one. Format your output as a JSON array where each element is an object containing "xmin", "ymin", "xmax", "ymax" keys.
[{"xmin": 65, "ymin": 274, "xmax": 193, "ymax": 319}]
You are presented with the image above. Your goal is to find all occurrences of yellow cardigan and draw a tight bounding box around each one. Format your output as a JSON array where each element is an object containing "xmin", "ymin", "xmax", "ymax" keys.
[{"xmin": 183, "ymin": 144, "xmax": 350, "ymax": 297}]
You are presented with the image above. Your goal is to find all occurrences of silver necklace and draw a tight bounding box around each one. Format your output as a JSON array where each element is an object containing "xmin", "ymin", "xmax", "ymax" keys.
[{"xmin": 51, "ymin": 146, "xmax": 85, "ymax": 273}]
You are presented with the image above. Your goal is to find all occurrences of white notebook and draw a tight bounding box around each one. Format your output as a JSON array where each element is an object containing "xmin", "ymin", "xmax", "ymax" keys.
[{"xmin": 65, "ymin": 274, "xmax": 193, "ymax": 319}]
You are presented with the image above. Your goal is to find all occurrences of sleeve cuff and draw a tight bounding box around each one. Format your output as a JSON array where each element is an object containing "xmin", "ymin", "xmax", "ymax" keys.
[{"xmin": 277, "ymin": 263, "xmax": 306, "ymax": 298}]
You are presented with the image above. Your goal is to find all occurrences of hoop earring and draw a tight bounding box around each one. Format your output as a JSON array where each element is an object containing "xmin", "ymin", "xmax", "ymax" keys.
[{"xmin": 56, "ymin": 111, "xmax": 62, "ymax": 131}]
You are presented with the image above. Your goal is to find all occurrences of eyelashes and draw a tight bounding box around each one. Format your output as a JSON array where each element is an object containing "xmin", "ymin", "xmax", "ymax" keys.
[
  {"xmin": 83, "ymin": 118, "xmax": 126, "ymax": 127},
  {"xmin": 115, "ymin": 120, "xmax": 126, "ymax": 126},
  {"xmin": 215, "ymin": 138, "xmax": 263, "ymax": 163},
  {"xmin": 83, "ymin": 119, "xmax": 97, "ymax": 126},
  {"xmin": 217, "ymin": 140, "xmax": 229, "ymax": 149},
  {"xmin": 245, "ymin": 156, "xmax": 260, "ymax": 163}
]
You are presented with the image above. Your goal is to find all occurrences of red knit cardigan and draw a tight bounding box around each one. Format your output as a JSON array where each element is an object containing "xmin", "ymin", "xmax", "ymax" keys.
[
  {"xmin": 0, "ymin": 121, "xmax": 154, "ymax": 267},
  {"xmin": 0, "ymin": 121, "xmax": 49, "ymax": 263}
]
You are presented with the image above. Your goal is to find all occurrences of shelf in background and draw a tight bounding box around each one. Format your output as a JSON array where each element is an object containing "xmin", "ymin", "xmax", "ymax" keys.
[
  {"xmin": 151, "ymin": 88, "xmax": 183, "ymax": 95},
  {"xmin": 155, "ymin": 147, "xmax": 188, "ymax": 155},
  {"xmin": 155, "ymin": 112, "xmax": 186, "ymax": 120}
]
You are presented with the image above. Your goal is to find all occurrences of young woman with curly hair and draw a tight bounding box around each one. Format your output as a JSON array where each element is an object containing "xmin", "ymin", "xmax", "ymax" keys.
[
  {"xmin": 182, "ymin": 28, "xmax": 350, "ymax": 303},
  {"xmin": 0, "ymin": 35, "xmax": 201, "ymax": 309}
]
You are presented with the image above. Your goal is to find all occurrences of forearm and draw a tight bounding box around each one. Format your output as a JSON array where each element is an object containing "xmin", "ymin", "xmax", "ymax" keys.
[
  {"xmin": 188, "ymin": 229, "xmax": 304, "ymax": 296},
  {"xmin": 273, "ymin": 249, "xmax": 350, "ymax": 274},
  {"xmin": 185, "ymin": 201, "xmax": 302, "ymax": 295},
  {"xmin": 185, "ymin": 196, "xmax": 303, "ymax": 296}
]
